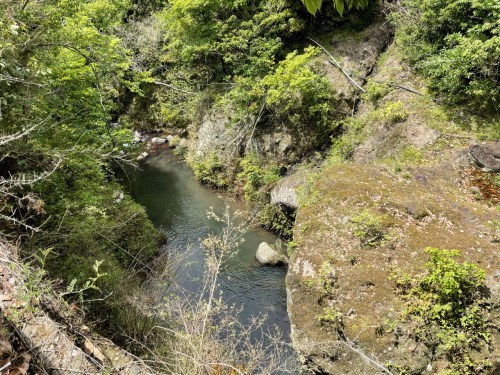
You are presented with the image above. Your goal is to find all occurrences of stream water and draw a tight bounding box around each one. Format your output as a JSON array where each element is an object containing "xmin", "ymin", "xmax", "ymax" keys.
[{"xmin": 128, "ymin": 150, "xmax": 296, "ymax": 369}]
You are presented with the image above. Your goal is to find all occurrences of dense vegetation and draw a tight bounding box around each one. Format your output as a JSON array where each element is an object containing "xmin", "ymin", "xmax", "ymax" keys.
[
  {"xmin": 395, "ymin": 248, "xmax": 491, "ymax": 374},
  {"xmin": 1, "ymin": 0, "xmax": 498, "ymax": 372},
  {"xmin": 392, "ymin": 0, "xmax": 499, "ymax": 113},
  {"xmin": 0, "ymin": 0, "xmax": 160, "ymax": 339}
]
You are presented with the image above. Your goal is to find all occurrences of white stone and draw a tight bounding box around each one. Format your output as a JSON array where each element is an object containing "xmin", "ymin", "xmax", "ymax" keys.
[
  {"xmin": 151, "ymin": 137, "xmax": 166, "ymax": 144},
  {"xmin": 136, "ymin": 152, "xmax": 148, "ymax": 161},
  {"xmin": 133, "ymin": 131, "xmax": 142, "ymax": 143},
  {"xmin": 256, "ymin": 242, "xmax": 283, "ymax": 266}
]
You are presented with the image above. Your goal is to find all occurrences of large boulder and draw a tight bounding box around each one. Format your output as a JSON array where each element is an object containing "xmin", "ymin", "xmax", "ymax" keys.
[
  {"xmin": 287, "ymin": 162, "xmax": 499, "ymax": 374},
  {"xmin": 270, "ymin": 171, "xmax": 307, "ymax": 209},
  {"xmin": 256, "ymin": 242, "xmax": 285, "ymax": 266},
  {"xmin": 470, "ymin": 142, "xmax": 500, "ymax": 172},
  {"xmin": 195, "ymin": 112, "xmax": 236, "ymax": 158}
]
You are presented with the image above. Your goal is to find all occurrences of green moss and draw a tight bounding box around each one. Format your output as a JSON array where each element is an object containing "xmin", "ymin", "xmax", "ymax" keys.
[{"xmin": 297, "ymin": 171, "xmax": 321, "ymax": 207}]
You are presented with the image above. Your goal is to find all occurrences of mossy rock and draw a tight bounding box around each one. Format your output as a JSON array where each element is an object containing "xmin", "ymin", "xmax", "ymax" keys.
[{"xmin": 287, "ymin": 162, "xmax": 499, "ymax": 374}]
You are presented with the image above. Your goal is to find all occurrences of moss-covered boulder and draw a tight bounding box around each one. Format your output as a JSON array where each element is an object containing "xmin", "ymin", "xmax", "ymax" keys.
[{"xmin": 287, "ymin": 161, "xmax": 499, "ymax": 374}]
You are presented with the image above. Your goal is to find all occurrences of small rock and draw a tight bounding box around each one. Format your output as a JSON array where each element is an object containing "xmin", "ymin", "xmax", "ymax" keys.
[
  {"xmin": 151, "ymin": 137, "xmax": 166, "ymax": 144},
  {"xmin": 256, "ymin": 242, "xmax": 285, "ymax": 266},
  {"xmin": 469, "ymin": 142, "xmax": 500, "ymax": 172},
  {"xmin": 133, "ymin": 131, "xmax": 142, "ymax": 143},
  {"xmin": 82, "ymin": 339, "xmax": 106, "ymax": 365},
  {"xmin": 114, "ymin": 192, "xmax": 124, "ymax": 204},
  {"xmin": 136, "ymin": 152, "xmax": 148, "ymax": 161}
]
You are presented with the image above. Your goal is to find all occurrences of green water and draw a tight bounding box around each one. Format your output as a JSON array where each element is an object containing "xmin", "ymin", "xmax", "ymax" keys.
[{"xmin": 127, "ymin": 151, "xmax": 292, "ymax": 340}]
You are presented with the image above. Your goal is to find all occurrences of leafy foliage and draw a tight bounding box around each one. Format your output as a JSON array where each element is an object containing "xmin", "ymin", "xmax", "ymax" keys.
[
  {"xmin": 164, "ymin": 0, "xmax": 302, "ymax": 80},
  {"xmin": 0, "ymin": 0, "xmax": 160, "ymax": 337},
  {"xmin": 302, "ymin": 0, "xmax": 372, "ymax": 16},
  {"xmin": 236, "ymin": 154, "xmax": 280, "ymax": 203},
  {"xmin": 350, "ymin": 209, "xmax": 389, "ymax": 247},
  {"xmin": 257, "ymin": 203, "xmax": 294, "ymax": 239},
  {"xmin": 224, "ymin": 47, "xmax": 337, "ymax": 152},
  {"xmin": 393, "ymin": 0, "xmax": 500, "ymax": 112},
  {"xmin": 188, "ymin": 152, "xmax": 229, "ymax": 189},
  {"xmin": 394, "ymin": 248, "xmax": 491, "ymax": 374}
]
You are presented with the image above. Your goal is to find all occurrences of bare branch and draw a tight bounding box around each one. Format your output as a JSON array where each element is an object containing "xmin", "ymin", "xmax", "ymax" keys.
[
  {"xmin": 308, "ymin": 37, "xmax": 366, "ymax": 93},
  {"xmin": 153, "ymin": 81, "xmax": 195, "ymax": 95},
  {"xmin": 0, "ymin": 112, "xmax": 53, "ymax": 146},
  {"xmin": 0, "ymin": 74, "xmax": 45, "ymax": 87}
]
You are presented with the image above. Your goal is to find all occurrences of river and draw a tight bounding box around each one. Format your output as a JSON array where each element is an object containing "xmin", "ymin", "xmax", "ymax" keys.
[{"xmin": 127, "ymin": 150, "xmax": 296, "ymax": 371}]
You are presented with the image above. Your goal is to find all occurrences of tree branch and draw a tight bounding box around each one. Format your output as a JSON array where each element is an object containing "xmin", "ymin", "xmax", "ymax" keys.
[{"xmin": 308, "ymin": 37, "xmax": 366, "ymax": 93}]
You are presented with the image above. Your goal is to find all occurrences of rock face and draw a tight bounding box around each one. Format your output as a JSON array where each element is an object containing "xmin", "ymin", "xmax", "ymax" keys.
[
  {"xmin": 195, "ymin": 112, "xmax": 236, "ymax": 158},
  {"xmin": 287, "ymin": 162, "xmax": 499, "ymax": 374},
  {"xmin": 321, "ymin": 16, "xmax": 392, "ymax": 109},
  {"xmin": 256, "ymin": 242, "xmax": 285, "ymax": 266},
  {"xmin": 352, "ymin": 41, "xmax": 442, "ymax": 163},
  {"xmin": 470, "ymin": 142, "xmax": 500, "ymax": 172},
  {"xmin": 189, "ymin": 17, "xmax": 392, "ymax": 166},
  {"xmin": 270, "ymin": 171, "xmax": 307, "ymax": 209}
]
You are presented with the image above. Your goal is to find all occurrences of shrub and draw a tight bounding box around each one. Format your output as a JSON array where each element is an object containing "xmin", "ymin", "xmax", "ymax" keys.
[
  {"xmin": 363, "ymin": 80, "xmax": 392, "ymax": 103},
  {"xmin": 259, "ymin": 47, "xmax": 337, "ymax": 148},
  {"xmin": 164, "ymin": 0, "xmax": 303, "ymax": 80},
  {"xmin": 372, "ymin": 100, "xmax": 408, "ymax": 124},
  {"xmin": 236, "ymin": 154, "xmax": 280, "ymax": 203},
  {"xmin": 394, "ymin": 247, "xmax": 491, "ymax": 374},
  {"xmin": 350, "ymin": 209, "xmax": 389, "ymax": 247},
  {"xmin": 392, "ymin": 0, "xmax": 500, "ymax": 112},
  {"xmin": 257, "ymin": 203, "xmax": 294, "ymax": 239},
  {"xmin": 187, "ymin": 152, "xmax": 229, "ymax": 189}
]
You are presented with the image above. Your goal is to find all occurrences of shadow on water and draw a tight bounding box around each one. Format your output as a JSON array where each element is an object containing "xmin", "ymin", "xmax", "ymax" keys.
[{"xmin": 125, "ymin": 151, "xmax": 297, "ymax": 371}]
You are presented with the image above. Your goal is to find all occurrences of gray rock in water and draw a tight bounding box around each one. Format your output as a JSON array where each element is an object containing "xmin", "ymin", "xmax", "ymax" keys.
[
  {"xmin": 256, "ymin": 242, "xmax": 285, "ymax": 266},
  {"xmin": 151, "ymin": 137, "xmax": 166, "ymax": 144},
  {"xmin": 470, "ymin": 142, "xmax": 500, "ymax": 172}
]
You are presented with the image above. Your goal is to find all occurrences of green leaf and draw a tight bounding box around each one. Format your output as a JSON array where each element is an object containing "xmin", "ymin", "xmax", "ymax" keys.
[
  {"xmin": 335, "ymin": 0, "xmax": 345, "ymax": 16},
  {"xmin": 303, "ymin": 0, "xmax": 323, "ymax": 15}
]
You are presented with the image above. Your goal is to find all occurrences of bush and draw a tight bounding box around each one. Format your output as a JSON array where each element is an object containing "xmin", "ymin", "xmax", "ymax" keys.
[
  {"xmin": 350, "ymin": 209, "xmax": 389, "ymax": 247},
  {"xmin": 187, "ymin": 152, "xmax": 229, "ymax": 189},
  {"xmin": 164, "ymin": 0, "xmax": 303, "ymax": 80},
  {"xmin": 363, "ymin": 80, "xmax": 392, "ymax": 103},
  {"xmin": 236, "ymin": 154, "xmax": 280, "ymax": 203},
  {"xmin": 394, "ymin": 247, "xmax": 491, "ymax": 374},
  {"xmin": 259, "ymin": 47, "xmax": 337, "ymax": 148},
  {"xmin": 257, "ymin": 203, "xmax": 294, "ymax": 239},
  {"xmin": 392, "ymin": 0, "xmax": 500, "ymax": 112}
]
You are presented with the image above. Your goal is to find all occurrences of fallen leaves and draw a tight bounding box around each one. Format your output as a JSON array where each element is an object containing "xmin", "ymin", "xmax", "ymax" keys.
[{"xmin": 465, "ymin": 167, "xmax": 500, "ymax": 206}]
